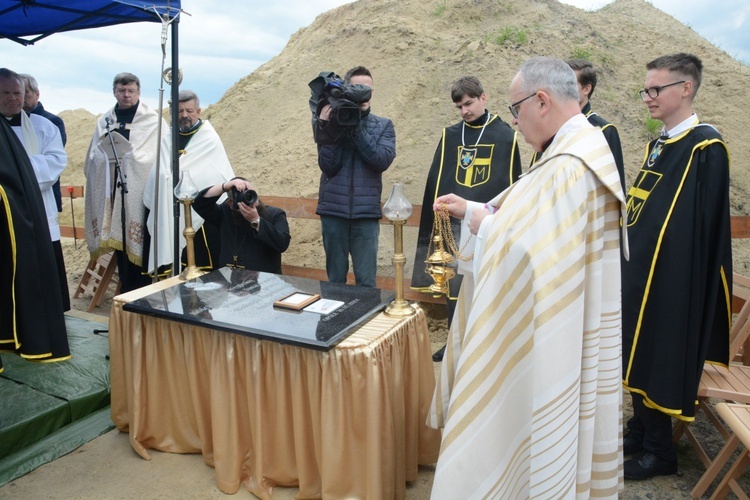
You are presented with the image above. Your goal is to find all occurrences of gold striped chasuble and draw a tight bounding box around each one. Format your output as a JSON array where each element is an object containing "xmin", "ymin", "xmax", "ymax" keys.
[{"xmin": 429, "ymin": 114, "xmax": 626, "ymax": 499}]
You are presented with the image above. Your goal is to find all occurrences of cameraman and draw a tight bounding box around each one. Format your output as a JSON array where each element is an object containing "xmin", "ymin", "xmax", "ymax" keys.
[
  {"xmin": 193, "ymin": 177, "xmax": 290, "ymax": 274},
  {"xmin": 315, "ymin": 66, "xmax": 396, "ymax": 287}
]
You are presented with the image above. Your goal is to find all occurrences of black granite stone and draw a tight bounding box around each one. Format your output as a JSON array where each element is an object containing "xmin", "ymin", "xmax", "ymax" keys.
[{"xmin": 122, "ymin": 267, "xmax": 395, "ymax": 351}]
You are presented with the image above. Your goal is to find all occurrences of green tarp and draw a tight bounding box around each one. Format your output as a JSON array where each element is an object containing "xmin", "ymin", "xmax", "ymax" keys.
[{"xmin": 0, "ymin": 315, "xmax": 114, "ymax": 486}]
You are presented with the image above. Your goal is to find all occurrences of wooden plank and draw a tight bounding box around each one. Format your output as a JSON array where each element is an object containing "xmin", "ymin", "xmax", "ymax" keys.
[
  {"xmin": 263, "ymin": 196, "xmax": 318, "ymax": 220},
  {"xmin": 263, "ymin": 196, "xmax": 423, "ymax": 227},
  {"xmin": 733, "ymin": 216, "xmax": 750, "ymax": 239},
  {"xmin": 59, "ymin": 225, "xmax": 86, "ymax": 239},
  {"xmin": 55, "ymin": 191, "xmax": 750, "ymax": 235},
  {"xmin": 265, "ymin": 196, "xmax": 750, "ymax": 234},
  {"xmin": 60, "ymin": 185, "xmax": 84, "ymax": 198}
]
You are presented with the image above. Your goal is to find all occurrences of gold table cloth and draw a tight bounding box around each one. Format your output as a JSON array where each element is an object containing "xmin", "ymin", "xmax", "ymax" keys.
[{"xmin": 109, "ymin": 277, "xmax": 441, "ymax": 499}]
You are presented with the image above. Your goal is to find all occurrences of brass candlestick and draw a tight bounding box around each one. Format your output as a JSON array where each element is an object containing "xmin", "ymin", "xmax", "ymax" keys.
[
  {"xmin": 174, "ymin": 171, "xmax": 206, "ymax": 281},
  {"xmin": 383, "ymin": 183, "xmax": 416, "ymax": 317}
]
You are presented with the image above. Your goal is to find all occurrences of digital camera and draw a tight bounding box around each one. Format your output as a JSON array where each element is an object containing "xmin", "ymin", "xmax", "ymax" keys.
[{"xmin": 229, "ymin": 187, "xmax": 257, "ymax": 208}]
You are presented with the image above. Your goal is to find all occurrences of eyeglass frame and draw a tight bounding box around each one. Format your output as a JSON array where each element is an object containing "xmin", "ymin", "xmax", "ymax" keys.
[
  {"xmin": 508, "ymin": 92, "xmax": 537, "ymax": 119},
  {"xmin": 638, "ymin": 80, "xmax": 685, "ymax": 101}
]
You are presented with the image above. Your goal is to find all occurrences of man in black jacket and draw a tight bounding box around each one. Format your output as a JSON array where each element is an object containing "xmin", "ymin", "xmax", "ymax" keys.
[{"xmin": 314, "ymin": 66, "xmax": 396, "ymax": 287}]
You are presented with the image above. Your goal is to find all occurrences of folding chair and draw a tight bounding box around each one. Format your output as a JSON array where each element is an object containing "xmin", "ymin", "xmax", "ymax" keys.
[
  {"xmin": 692, "ymin": 402, "xmax": 750, "ymax": 498},
  {"xmin": 673, "ymin": 273, "xmax": 750, "ymax": 468}
]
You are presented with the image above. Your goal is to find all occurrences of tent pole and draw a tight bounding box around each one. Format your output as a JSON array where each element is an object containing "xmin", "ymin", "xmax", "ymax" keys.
[
  {"xmin": 150, "ymin": 13, "xmax": 170, "ymax": 282},
  {"xmin": 171, "ymin": 17, "xmax": 180, "ymax": 276}
]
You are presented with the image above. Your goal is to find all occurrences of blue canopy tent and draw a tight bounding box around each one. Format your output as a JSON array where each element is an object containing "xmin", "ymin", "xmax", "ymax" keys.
[{"xmin": 0, "ymin": 0, "xmax": 184, "ymax": 272}]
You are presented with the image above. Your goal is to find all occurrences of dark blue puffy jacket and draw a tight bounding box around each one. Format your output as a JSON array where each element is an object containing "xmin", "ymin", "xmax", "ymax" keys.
[{"xmin": 316, "ymin": 109, "xmax": 396, "ymax": 219}]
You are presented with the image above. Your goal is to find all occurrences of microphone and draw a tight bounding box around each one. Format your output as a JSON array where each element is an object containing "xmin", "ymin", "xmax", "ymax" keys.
[{"xmin": 105, "ymin": 117, "xmax": 112, "ymax": 128}]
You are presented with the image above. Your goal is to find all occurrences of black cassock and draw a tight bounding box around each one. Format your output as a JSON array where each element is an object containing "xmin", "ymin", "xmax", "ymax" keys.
[{"xmin": 0, "ymin": 118, "xmax": 69, "ymax": 371}]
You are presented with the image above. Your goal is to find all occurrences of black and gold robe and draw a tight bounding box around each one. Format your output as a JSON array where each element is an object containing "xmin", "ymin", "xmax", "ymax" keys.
[
  {"xmin": 411, "ymin": 112, "xmax": 521, "ymax": 299},
  {"xmin": 622, "ymin": 122, "xmax": 731, "ymax": 420}
]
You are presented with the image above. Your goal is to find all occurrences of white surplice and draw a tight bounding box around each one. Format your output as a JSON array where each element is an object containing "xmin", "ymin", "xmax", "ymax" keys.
[{"xmin": 143, "ymin": 120, "xmax": 235, "ymax": 271}]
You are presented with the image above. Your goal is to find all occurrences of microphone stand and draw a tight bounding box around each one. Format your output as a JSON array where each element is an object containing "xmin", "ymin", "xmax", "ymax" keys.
[
  {"xmin": 105, "ymin": 117, "xmax": 129, "ymax": 277},
  {"xmin": 96, "ymin": 116, "xmax": 129, "ymax": 355}
]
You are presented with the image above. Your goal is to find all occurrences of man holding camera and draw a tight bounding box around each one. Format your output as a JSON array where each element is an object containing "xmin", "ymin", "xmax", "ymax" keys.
[
  {"xmin": 313, "ymin": 66, "xmax": 396, "ymax": 287},
  {"xmin": 193, "ymin": 178, "xmax": 290, "ymax": 274}
]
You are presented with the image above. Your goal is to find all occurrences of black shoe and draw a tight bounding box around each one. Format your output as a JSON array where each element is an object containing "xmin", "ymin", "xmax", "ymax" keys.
[
  {"xmin": 433, "ymin": 344, "xmax": 446, "ymax": 362},
  {"xmin": 624, "ymin": 451, "xmax": 677, "ymax": 480},
  {"xmin": 623, "ymin": 433, "xmax": 643, "ymax": 456}
]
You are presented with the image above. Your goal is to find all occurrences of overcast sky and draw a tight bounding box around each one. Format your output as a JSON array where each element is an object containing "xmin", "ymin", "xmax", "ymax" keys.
[{"xmin": 3, "ymin": 0, "xmax": 746, "ymax": 114}]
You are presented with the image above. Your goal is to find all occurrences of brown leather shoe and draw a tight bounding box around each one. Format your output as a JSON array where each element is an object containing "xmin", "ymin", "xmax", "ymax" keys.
[{"xmin": 624, "ymin": 452, "xmax": 677, "ymax": 480}]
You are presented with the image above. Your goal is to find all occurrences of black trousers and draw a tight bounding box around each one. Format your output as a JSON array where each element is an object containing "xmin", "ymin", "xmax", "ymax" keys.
[
  {"xmin": 627, "ymin": 393, "xmax": 677, "ymax": 461},
  {"xmin": 115, "ymin": 250, "xmax": 152, "ymax": 293},
  {"xmin": 52, "ymin": 240, "xmax": 70, "ymax": 312}
]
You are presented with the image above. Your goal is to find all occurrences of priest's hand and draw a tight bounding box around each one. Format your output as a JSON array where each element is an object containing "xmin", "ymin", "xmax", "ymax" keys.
[
  {"xmin": 468, "ymin": 208, "xmax": 491, "ymax": 235},
  {"xmin": 434, "ymin": 193, "xmax": 467, "ymax": 219},
  {"xmin": 238, "ymin": 200, "xmax": 259, "ymax": 224}
]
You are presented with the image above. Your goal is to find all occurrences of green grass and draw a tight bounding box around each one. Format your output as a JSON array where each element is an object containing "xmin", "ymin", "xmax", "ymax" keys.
[
  {"xmin": 494, "ymin": 27, "xmax": 528, "ymax": 45},
  {"xmin": 433, "ymin": 0, "xmax": 447, "ymax": 16},
  {"xmin": 570, "ymin": 46, "xmax": 593, "ymax": 60},
  {"xmin": 645, "ymin": 116, "xmax": 663, "ymax": 138}
]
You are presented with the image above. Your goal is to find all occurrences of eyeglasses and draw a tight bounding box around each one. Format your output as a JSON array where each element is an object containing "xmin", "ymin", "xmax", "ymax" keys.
[
  {"xmin": 508, "ymin": 92, "xmax": 537, "ymax": 119},
  {"xmin": 115, "ymin": 88, "xmax": 139, "ymax": 96},
  {"xmin": 638, "ymin": 80, "xmax": 685, "ymax": 101}
]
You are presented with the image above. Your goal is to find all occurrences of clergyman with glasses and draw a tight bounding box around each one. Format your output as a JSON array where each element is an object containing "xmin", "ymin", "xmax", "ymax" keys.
[
  {"xmin": 427, "ymin": 57, "xmax": 626, "ymax": 497},
  {"xmin": 621, "ymin": 53, "xmax": 732, "ymax": 480},
  {"xmin": 84, "ymin": 72, "xmax": 168, "ymax": 292},
  {"xmin": 411, "ymin": 76, "xmax": 522, "ymax": 362}
]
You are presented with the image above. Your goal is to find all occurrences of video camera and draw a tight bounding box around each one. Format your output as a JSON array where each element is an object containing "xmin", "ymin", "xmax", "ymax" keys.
[{"xmin": 308, "ymin": 71, "xmax": 372, "ymax": 144}]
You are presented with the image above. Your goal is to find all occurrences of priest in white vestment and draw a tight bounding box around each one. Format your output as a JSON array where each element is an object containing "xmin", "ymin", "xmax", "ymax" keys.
[
  {"xmin": 428, "ymin": 57, "xmax": 627, "ymax": 499},
  {"xmin": 144, "ymin": 90, "xmax": 235, "ymax": 275},
  {"xmin": 84, "ymin": 72, "xmax": 168, "ymax": 292}
]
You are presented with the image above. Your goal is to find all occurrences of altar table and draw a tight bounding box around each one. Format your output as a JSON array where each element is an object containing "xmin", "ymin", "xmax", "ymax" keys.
[{"xmin": 109, "ymin": 277, "xmax": 441, "ymax": 499}]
